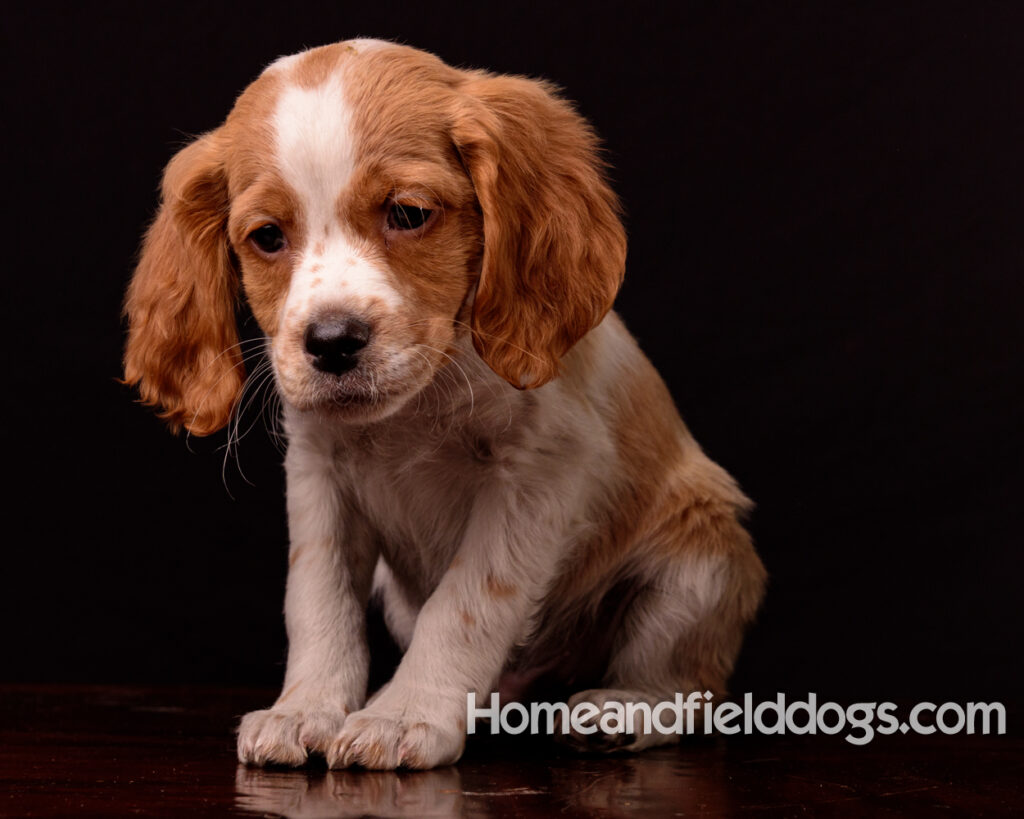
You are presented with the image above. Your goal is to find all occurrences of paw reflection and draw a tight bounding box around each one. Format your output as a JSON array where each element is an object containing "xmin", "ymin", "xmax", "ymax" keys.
[{"xmin": 235, "ymin": 764, "xmax": 462, "ymax": 818}]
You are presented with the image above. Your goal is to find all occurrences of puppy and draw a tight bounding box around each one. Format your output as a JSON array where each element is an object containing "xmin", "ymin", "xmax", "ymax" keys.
[{"xmin": 123, "ymin": 39, "xmax": 766, "ymax": 769}]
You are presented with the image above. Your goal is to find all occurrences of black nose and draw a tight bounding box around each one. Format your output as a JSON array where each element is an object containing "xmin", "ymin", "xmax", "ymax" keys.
[{"xmin": 303, "ymin": 315, "xmax": 372, "ymax": 375}]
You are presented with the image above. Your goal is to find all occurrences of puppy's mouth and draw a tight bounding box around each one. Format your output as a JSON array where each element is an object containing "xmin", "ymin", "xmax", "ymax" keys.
[
  {"xmin": 318, "ymin": 380, "xmax": 388, "ymax": 408},
  {"xmin": 305, "ymin": 367, "xmax": 390, "ymax": 405},
  {"xmin": 278, "ymin": 361, "xmax": 425, "ymax": 422}
]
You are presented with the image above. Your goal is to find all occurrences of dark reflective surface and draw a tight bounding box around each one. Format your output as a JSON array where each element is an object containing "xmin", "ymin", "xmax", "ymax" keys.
[{"xmin": 2, "ymin": 686, "xmax": 1021, "ymax": 816}]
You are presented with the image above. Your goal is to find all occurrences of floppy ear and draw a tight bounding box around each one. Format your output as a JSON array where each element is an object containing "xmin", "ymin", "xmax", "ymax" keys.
[
  {"xmin": 451, "ymin": 73, "xmax": 627, "ymax": 388},
  {"xmin": 123, "ymin": 130, "xmax": 242, "ymax": 435}
]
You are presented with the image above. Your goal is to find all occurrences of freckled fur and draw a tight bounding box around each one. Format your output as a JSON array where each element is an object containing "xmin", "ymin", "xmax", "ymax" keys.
[{"xmin": 123, "ymin": 39, "xmax": 766, "ymax": 769}]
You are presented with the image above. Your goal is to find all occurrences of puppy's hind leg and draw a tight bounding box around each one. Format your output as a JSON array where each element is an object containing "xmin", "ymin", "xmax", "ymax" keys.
[{"xmin": 559, "ymin": 507, "xmax": 766, "ymax": 752}]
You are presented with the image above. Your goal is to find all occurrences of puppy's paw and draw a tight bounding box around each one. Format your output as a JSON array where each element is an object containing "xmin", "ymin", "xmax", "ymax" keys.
[
  {"xmin": 326, "ymin": 702, "xmax": 465, "ymax": 770},
  {"xmin": 555, "ymin": 688, "xmax": 679, "ymax": 753},
  {"xmin": 237, "ymin": 707, "xmax": 349, "ymax": 766}
]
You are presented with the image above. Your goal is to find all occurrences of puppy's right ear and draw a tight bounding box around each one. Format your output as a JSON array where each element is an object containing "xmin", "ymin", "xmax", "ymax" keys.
[{"xmin": 123, "ymin": 130, "xmax": 243, "ymax": 436}]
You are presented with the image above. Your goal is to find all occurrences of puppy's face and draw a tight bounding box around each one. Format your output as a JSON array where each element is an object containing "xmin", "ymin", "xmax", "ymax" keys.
[
  {"xmin": 227, "ymin": 43, "xmax": 482, "ymax": 421},
  {"xmin": 124, "ymin": 40, "xmax": 627, "ymax": 434}
]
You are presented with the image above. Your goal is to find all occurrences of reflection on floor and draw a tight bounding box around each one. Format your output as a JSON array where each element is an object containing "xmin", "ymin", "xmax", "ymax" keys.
[{"xmin": 2, "ymin": 685, "xmax": 1020, "ymax": 816}]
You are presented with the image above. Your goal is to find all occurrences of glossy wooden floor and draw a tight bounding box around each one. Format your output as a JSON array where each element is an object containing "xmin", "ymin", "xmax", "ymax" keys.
[{"xmin": 1, "ymin": 685, "xmax": 1020, "ymax": 816}]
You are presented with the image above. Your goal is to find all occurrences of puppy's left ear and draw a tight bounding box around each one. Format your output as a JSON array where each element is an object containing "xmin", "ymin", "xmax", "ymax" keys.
[{"xmin": 452, "ymin": 73, "xmax": 627, "ymax": 388}]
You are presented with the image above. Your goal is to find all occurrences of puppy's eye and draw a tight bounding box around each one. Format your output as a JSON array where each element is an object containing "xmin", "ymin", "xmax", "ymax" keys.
[
  {"xmin": 248, "ymin": 224, "xmax": 287, "ymax": 254},
  {"xmin": 387, "ymin": 203, "xmax": 432, "ymax": 231}
]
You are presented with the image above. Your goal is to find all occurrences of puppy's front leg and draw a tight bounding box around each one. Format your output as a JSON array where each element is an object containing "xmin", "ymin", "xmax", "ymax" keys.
[
  {"xmin": 238, "ymin": 443, "xmax": 377, "ymax": 766},
  {"xmin": 329, "ymin": 479, "xmax": 568, "ymax": 770}
]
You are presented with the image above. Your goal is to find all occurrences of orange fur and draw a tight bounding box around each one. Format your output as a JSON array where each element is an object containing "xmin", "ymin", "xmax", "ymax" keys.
[
  {"xmin": 123, "ymin": 130, "xmax": 242, "ymax": 435},
  {"xmin": 451, "ymin": 74, "xmax": 627, "ymax": 389}
]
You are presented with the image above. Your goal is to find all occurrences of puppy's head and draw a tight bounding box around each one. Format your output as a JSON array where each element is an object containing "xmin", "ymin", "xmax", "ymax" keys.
[{"xmin": 124, "ymin": 40, "xmax": 626, "ymax": 434}]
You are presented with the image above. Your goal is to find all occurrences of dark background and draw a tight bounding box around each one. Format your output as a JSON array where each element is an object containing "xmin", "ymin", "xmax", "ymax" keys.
[{"xmin": 3, "ymin": 1, "xmax": 1021, "ymax": 705}]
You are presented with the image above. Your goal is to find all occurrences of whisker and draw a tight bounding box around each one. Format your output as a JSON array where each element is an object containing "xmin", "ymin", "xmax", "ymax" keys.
[
  {"xmin": 220, "ymin": 357, "xmax": 276, "ymax": 491},
  {"xmin": 182, "ymin": 337, "xmax": 268, "ymax": 452},
  {"xmin": 414, "ymin": 342, "xmax": 475, "ymax": 421}
]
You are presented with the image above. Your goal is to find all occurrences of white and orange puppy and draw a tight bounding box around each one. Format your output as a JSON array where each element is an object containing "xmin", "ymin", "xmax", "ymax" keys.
[{"xmin": 124, "ymin": 39, "xmax": 766, "ymax": 770}]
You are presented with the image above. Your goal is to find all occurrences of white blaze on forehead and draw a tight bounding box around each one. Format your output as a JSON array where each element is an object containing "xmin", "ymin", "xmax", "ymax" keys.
[
  {"xmin": 272, "ymin": 65, "xmax": 403, "ymax": 321},
  {"xmin": 273, "ymin": 71, "xmax": 355, "ymax": 232}
]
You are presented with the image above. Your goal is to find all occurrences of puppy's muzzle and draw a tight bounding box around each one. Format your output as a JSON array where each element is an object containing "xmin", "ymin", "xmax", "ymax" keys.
[{"xmin": 304, "ymin": 314, "xmax": 372, "ymax": 375}]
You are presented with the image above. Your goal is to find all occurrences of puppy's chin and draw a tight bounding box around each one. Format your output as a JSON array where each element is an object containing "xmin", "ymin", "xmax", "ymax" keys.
[{"xmin": 277, "ymin": 369, "xmax": 424, "ymax": 425}]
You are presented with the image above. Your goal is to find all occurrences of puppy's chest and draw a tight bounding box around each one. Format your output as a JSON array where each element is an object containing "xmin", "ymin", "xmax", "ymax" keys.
[{"xmin": 336, "ymin": 430, "xmax": 492, "ymax": 568}]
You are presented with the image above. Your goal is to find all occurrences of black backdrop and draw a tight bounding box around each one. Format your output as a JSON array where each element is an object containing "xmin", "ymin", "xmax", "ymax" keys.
[{"xmin": 4, "ymin": 1, "xmax": 1021, "ymax": 705}]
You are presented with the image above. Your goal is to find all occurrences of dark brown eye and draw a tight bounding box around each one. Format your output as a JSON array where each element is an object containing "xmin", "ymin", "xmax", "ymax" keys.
[
  {"xmin": 387, "ymin": 203, "xmax": 432, "ymax": 231},
  {"xmin": 249, "ymin": 224, "xmax": 286, "ymax": 254}
]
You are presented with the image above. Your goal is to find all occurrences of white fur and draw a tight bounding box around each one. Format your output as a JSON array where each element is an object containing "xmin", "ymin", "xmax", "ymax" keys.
[
  {"xmin": 270, "ymin": 325, "xmax": 624, "ymax": 769},
  {"xmin": 272, "ymin": 68, "xmax": 402, "ymax": 315}
]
